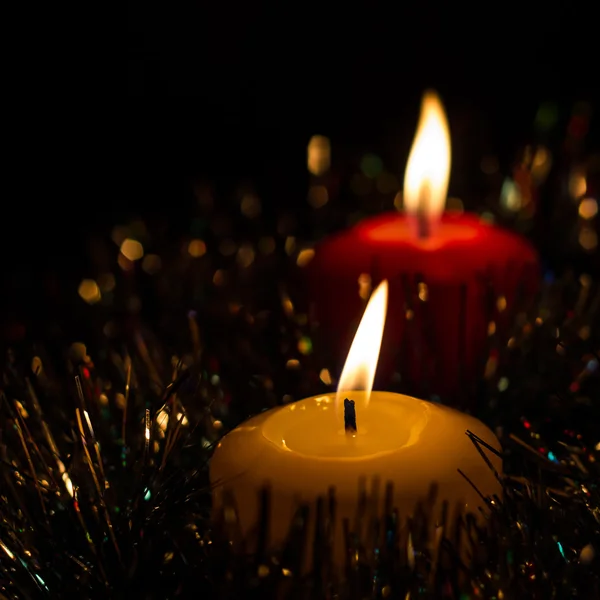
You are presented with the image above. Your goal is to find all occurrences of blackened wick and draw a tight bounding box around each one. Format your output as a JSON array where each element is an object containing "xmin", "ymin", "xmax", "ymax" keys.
[{"xmin": 344, "ymin": 398, "xmax": 357, "ymax": 433}]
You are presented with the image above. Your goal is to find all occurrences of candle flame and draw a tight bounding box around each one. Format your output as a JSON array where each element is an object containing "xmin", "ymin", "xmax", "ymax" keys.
[
  {"xmin": 403, "ymin": 90, "xmax": 451, "ymax": 231},
  {"xmin": 336, "ymin": 280, "xmax": 388, "ymax": 407}
]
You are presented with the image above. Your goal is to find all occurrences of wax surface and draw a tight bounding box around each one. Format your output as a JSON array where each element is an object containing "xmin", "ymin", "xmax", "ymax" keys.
[
  {"xmin": 306, "ymin": 212, "xmax": 540, "ymax": 401},
  {"xmin": 313, "ymin": 211, "xmax": 537, "ymax": 284},
  {"xmin": 210, "ymin": 391, "xmax": 502, "ymax": 568},
  {"xmin": 263, "ymin": 392, "xmax": 429, "ymax": 457}
]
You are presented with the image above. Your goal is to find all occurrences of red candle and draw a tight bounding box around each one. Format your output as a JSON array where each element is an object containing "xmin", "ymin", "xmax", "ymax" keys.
[{"xmin": 307, "ymin": 92, "xmax": 540, "ymax": 406}]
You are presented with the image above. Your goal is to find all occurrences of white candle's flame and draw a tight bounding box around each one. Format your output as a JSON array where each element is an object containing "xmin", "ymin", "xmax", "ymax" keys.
[
  {"xmin": 336, "ymin": 280, "xmax": 388, "ymax": 407},
  {"xmin": 402, "ymin": 91, "xmax": 451, "ymax": 229}
]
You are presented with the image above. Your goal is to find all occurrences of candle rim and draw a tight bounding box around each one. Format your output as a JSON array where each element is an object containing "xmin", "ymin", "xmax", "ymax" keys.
[
  {"xmin": 251, "ymin": 391, "xmax": 500, "ymax": 462},
  {"xmin": 210, "ymin": 390, "xmax": 503, "ymax": 509}
]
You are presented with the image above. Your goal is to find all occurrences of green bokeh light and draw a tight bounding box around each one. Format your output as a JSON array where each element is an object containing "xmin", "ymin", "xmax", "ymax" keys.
[{"xmin": 360, "ymin": 154, "xmax": 383, "ymax": 178}]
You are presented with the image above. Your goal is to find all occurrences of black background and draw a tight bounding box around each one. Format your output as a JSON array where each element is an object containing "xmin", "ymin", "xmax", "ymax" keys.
[
  {"xmin": 5, "ymin": 4, "xmax": 600, "ymax": 275},
  {"xmin": 125, "ymin": 3, "xmax": 597, "ymax": 215}
]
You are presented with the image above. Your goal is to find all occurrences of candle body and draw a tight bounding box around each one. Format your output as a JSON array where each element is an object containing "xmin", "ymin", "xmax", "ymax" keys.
[
  {"xmin": 210, "ymin": 392, "xmax": 502, "ymax": 570},
  {"xmin": 306, "ymin": 212, "xmax": 539, "ymax": 402}
]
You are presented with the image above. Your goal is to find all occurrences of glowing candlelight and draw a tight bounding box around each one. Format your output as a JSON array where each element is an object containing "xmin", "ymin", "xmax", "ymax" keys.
[
  {"xmin": 211, "ymin": 280, "xmax": 502, "ymax": 571},
  {"xmin": 336, "ymin": 280, "xmax": 388, "ymax": 409},
  {"xmin": 403, "ymin": 90, "xmax": 451, "ymax": 238},
  {"xmin": 307, "ymin": 89, "xmax": 539, "ymax": 403}
]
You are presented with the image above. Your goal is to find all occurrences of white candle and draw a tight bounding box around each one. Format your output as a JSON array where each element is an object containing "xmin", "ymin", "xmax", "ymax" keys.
[{"xmin": 210, "ymin": 281, "xmax": 502, "ymax": 569}]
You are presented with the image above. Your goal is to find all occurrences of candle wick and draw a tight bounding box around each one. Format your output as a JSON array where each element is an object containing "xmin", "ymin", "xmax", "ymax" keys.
[
  {"xmin": 417, "ymin": 184, "xmax": 430, "ymax": 239},
  {"xmin": 344, "ymin": 398, "xmax": 357, "ymax": 434}
]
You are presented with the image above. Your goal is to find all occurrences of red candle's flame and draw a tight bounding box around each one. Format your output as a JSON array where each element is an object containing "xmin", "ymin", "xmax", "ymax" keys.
[{"xmin": 403, "ymin": 91, "xmax": 451, "ymax": 236}]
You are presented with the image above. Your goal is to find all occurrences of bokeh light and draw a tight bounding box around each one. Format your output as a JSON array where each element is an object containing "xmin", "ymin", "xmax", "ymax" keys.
[
  {"xmin": 212, "ymin": 270, "xmax": 226, "ymax": 286},
  {"xmin": 142, "ymin": 254, "xmax": 162, "ymax": 274},
  {"xmin": 579, "ymin": 198, "xmax": 598, "ymax": 220},
  {"xmin": 393, "ymin": 191, "xmax": 403, "ymax": 210},
  {"xmin": 446, "ymin": 197, "xmax": 464, "ymax": 212},
  {"xmin": 307, "ymin": 185, "xmax": 329, "ymax": 208},
  {"xmin": 357, "ymin": 273, "xmax": 372, "ymax": 300},
  {"xmin": 236, "ymin": 244, "xmax": 255, "ymax": 268},
  {"xmin": 579, "ymin": 227, "xmax": 598, "ymax": 251},
  {"xmin": 531, "ymin": 146, "xmax": 552, "ymax": 183},
  {"xmin": 307, "ymin": 135, "xmax": 330, "ymax": 176},
  {"xmin": 296, "ymin": 249, "xmax": 315, "ymax": 267},
  {"xmin": 188, "ymin": 239, "xmax": 207, "ymax": 257},
  {"xmin": 534, "ymin": 102, "xmax": 559, "ymax": 133},
  {"xmin": 285, "ymin": 237, "xmax": 296, "ymax": 255},
  {"xmin": 297, "ymin": 337, "xmax": 312, "ymax": 355},
  {"xmin": 319, "ymin": 368, "xmax": 332, "ymax": 385},
  {"xmin": 240, "ymin": 194, "xmax": 261, "ymax": 218},
  {"xmin": 500, "ymin": 178, "xmax": 522, "ymax": 212},
  {"xmin": 120, "ymin": 239, "xmax": 144, "ymax": 261},
  {"xmin": 118, "ymin": 254, "xmax": 134, "ymax": 271},
  {"xmin": 569, "ymin": 169, "xmax": 587, "ymax": 199},
  {"xmin": 78, "ymin": 279, "xmax": 101, "ymax": 305},
  {"xmin": 360, "ymin": 154, "xmax": 383, "ymax": 178}
]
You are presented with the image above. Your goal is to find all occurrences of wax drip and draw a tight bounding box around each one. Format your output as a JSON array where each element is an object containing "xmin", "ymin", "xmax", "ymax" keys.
[{"xmin": 344, "ymin": 398, "xmax": 357, "ymax": 434}]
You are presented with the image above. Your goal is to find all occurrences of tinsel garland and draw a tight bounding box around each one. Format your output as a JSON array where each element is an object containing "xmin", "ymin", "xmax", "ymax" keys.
[
  {"xmin": 1, "ymin": 102, "xmax": 599, "ymax": 598},
  {"xmin": 1, "ymin": 263, "xmax": 599, "ymax": 599}
]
